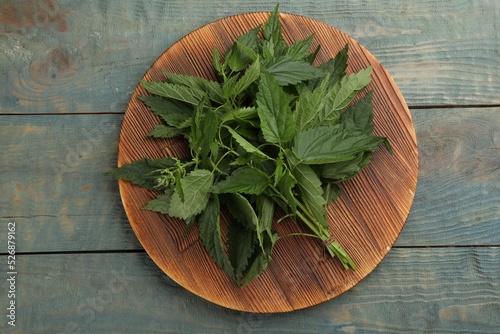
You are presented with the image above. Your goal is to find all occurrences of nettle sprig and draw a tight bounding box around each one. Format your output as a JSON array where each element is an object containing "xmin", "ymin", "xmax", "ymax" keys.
[{"xmin": 107, "ymin": 5, "xmax": 391, "ymax": 286}]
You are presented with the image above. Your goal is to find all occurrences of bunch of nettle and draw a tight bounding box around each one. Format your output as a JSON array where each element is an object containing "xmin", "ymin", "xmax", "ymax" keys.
[{"xmin": 107, "ymin": 6, "xmax": 390, "ymax": 286}]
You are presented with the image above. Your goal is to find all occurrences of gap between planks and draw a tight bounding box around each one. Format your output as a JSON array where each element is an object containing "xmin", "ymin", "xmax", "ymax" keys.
[
  {"xmin": 2, "ymin": 104, "xmax": 500, "ymax": 116},
  {"xmin": 2, "ymin": 245, "xmax": 498, "ymax": 257}
]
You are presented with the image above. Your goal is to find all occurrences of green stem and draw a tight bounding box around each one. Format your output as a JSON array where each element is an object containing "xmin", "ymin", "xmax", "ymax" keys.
[{"xmin": 270, "ymin": 184, "xmax": 356, "ymax": 270}]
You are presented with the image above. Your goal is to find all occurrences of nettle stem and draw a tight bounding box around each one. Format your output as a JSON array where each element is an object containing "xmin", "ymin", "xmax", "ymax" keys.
[{"xmin": 272, "ymin": 186, "xmax": 356, "ymax": 270}]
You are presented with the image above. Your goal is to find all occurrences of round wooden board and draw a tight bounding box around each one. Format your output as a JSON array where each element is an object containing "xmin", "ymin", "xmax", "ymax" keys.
[{"xmin": 117, "ymin": 12, "xmax": 418, "ymax": 313}]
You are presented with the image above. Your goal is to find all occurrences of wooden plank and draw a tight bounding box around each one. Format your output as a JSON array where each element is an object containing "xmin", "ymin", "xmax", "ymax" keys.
[
  {"xmin": 397, "ymin": 107, "xmax": 500, "ymax": 246},
  {"xmin": 0, "ymin": 114, "xmax": 141, "ymax": 252},
  {"xmin": 1, "ymin": 107, "xmax": 499, "ymax": 252},
  {"xmin": 2, "ymin": 248, "xmax": 499, "ymax": 333},
  {"xmin": 0, "ymin": 0, "xmax": 498, "ymax": 114}
]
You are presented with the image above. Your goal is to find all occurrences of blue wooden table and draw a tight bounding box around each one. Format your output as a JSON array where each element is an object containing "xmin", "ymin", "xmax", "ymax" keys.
[{"xmin": 1, "ymin": 1, "xmax": 499, "ymax": 332}]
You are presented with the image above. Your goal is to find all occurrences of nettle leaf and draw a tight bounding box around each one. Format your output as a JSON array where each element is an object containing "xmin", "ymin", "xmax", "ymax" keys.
[
  {"xmin": 293, "ymin": 125, "xmax": 385, "ymax": 165},
  {"xmin": 198, "ymin": 195, "xmax": 234, "ymax": 279},
  {"xmin": 295, "ymin": 74, "xmax": 330, "ymax": 132},
  {"xmin": 305, "ymin": 43, "xmax": 321, "ymax": 64},
  {"xmin": 276, "ymin": 169, "xmax": 298, "ymax": 215},
  {"xmin": 222, "ymin": 193, "xmax": 259, "ymax": 230},
  {"xmin": 148, "ymin": 125, "xmax": 183, "ymax": 138},
  {"xmin": 239, "ymin": 232, "xmax": 278, "ymax": 286},
  {"xmin": 138, "ymin": 95, "xmax": 193, "ymax": 129},
  {"xmin": 224, "ymin": 126, "xmax": 270, "ymax": 160},
  {"xmin": 212, "ymin": 46, "xmax": 223, "ymax": 77},
  {"xmin": 167, "ymin": 169, "xmax": 214, "ymax": 219},
  {"xmin": 256, "ymin": 70, "xmax": 295, "ymax": 144},
  {"xmin": 321, "ymin": 44, "xmax": 349, "ymax": 87},
  {"xmin": 222, "ymin": 75, "xmax": 240, "ymax": 100},
  {"xmin": 230, "ymin": 57, "xmax": 261, "ymax": 98},
  {"xmin": 236, "ymin": 40, "xmax": 259, "ymax": 62},
  {"xmin": 142, "ymin": 192, "xmax": 172, "ymax": 214},
  {"xmin": 140, "ymin": 80, "xmax": 206, "ymax": 106},
  {"xmin": 256, "ymin": 195, "xmax": 275, "ymax": 251},
  {"xmin": 264, "ymin": 55, "xmax": 323, "ymax": 86},
  {"xmin": 104, "ymin": 157, "xmax": 176, "ymax": 190},
  {"xmin": 211, "ymin": 166, "xmax": 271, "ymax": 195},
  {"xmin": 262, "ymin": 4, "xmax": 283, "ymax": 46},
  {"xmin": 190, "ymin": 105, "xmax": 218, "ymax": 159},
  {"xmin": 162, "ymin": 70, "xmax": 224, "ymax": 104},
  {"xmin": 227, "ymin": 220, "xmax": 257, "ymax": 282},
  {"xmin": 313, "ymin": 67, "xmax": 372, "ymax": 127},
  {"xmin": 324, "ymin": 67, "xmax": 372, "ymax": 116},
  {"xmin": 323, "ymin": 182, "xmax": 341, "ymax": 206},
  {"xmin": 286, "ymin": 34, "xmax": 315, "ymax": 60},
  {"xmin": 222, "ymin": 107, "xmax": 258, "ymax": 123},
  {"xmin": 288, "ymin": 153, "xmax": 327, "ymax": 228},
  {"xmin": 340, "ymin": 91, "xmax": 375, "ymax": 134},
  {"xmin": 317, "ymin": 152, "xmax": 372, "ymax": 182},
  {"xmin": 225, "ymin": 26, "xmax": 261, "ymax": 72}
]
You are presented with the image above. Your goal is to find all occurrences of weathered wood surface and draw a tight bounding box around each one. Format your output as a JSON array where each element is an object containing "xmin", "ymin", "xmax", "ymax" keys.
[
  {"xmin": 0, "ymin": 0, "xmax": 498, "ymax": 114},
  {"xmin": 1, "ymin": 248, "xmax": 498, "ymax": 333},
  {"xmin": 0, "ymin": 0, "xmax": 499, "ymax": 331}
]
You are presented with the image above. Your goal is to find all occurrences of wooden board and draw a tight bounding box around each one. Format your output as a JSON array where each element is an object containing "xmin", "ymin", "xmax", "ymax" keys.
[{"xmin": 116, "ymin": 11, "xmax": 417, "ymax": 313}]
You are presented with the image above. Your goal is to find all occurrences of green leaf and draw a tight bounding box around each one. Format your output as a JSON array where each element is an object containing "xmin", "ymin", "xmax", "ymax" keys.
[
  {"xmin": 239, "ymin": 232, "xmax": 278, "ymax": 286},
  {"xmin": 230, "ymin": 57, "xmax": 261, "ymax": 98},
  {"xmin": 222, "ymin": 107, "xmax": 258, "ymax": 123},
  {"xmin": 211, "ymin": 166, "xmax": 271, "ymax": 195},
  {"xmin": 287, "ymin": 153, "xmax": 327, "ymax": 228},
  {"xmin": 292, "ymin": 126, "xmax": 385, "ymax": 165},
  {"xmin": 212, "ymin": 46, "xmax": 223, "ymax": 76},
  {"xmin": 148, "ymin": 125, "xmax": 183, "ymax": 138},
  {"xmin": 273, "ymin": 150, "xmax": 284, "ymax": 186},
  {"xmin": 323, "ymin": 182, "xmax": 341, "ymax": 206},
  {"xmin": 263, "ymin": 4, "xmax": 283, "ymax": 45},
  {"xmin": 317, "ymin": 152, "xmax": 372, "ymax": 182},
  {"xmin": 322, "ymin": 67, "xmax": 372, "ymax": 120},
  {"xmin": 104, "ymin": 157, "xmax": 176, "ymax": 190},
  {"xmin": 162, "ymin": 70, "xmax": 224, "ymax": 104},
  {"xmin": 276, "ymin": 169, "xmax": 298, "ymax": 214},
  {"xmin": 198, "ymin": 195, "xmax": 234, "ymax": 279},
  {"xmin": 256, "ymin": 70, "xmax": 295, "ymax": 144},
  {"xmin": 167, "ymin": 169, "xmax": 214, "ymax": 219},
  {"xmin": 286, "ymin": 34, "xmax": 315, "ymax": 60},
  {"xmin": 235, "ymin": 40, "xmax": 259, "ymax": 62},
  {"xmin": 330, "ymin": 44, "xmax": 349, "ymax": 84},
  {"xmin": 340, "ymin": 91, "xmax": 375, "ymax": 134},
  {"xmin": 264, "ymin": 55, "xmax": 323, "ymax": 86},
  {"xmin": 224, "ymin": 126, "xmax": 271, "ymax": 160},
  {"xmin": 142, "ymin": 193, "xmax": 172, "ymax": 214},
  {"xmin": 227, "ymin": 221, "xmax": 257, "ymax": 282},
  {"xmin": 256, "ymin": 195, "xmax": 275, "ymax": 250},
  {"xmin": 225, "ymin": 26, "xmax": 261, "ymax": 72},
  {"xmin": 295, "ymin": 74, "xmax": 330, "ymax": 132},
  {"xmin": 222, "ymin": 75, "xmax": 240, "ymax": 100},
  {"xmin": 190, "ymin": 106, "xmax": 218, "ymax": 160},
  {"xmin": 140, "ymin": 80, "xmax": 206, "ymax": 106},
  {"xmin": 318, "ymin": 44, "xmax": 348, "ymax": 88},
  {"xmin": 222, "ymin": 193, "xmax": 259, "ymax": 230},
  {"xmin": 138, "ymin": 95, "xmax": 193, "ymax": 129}
]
